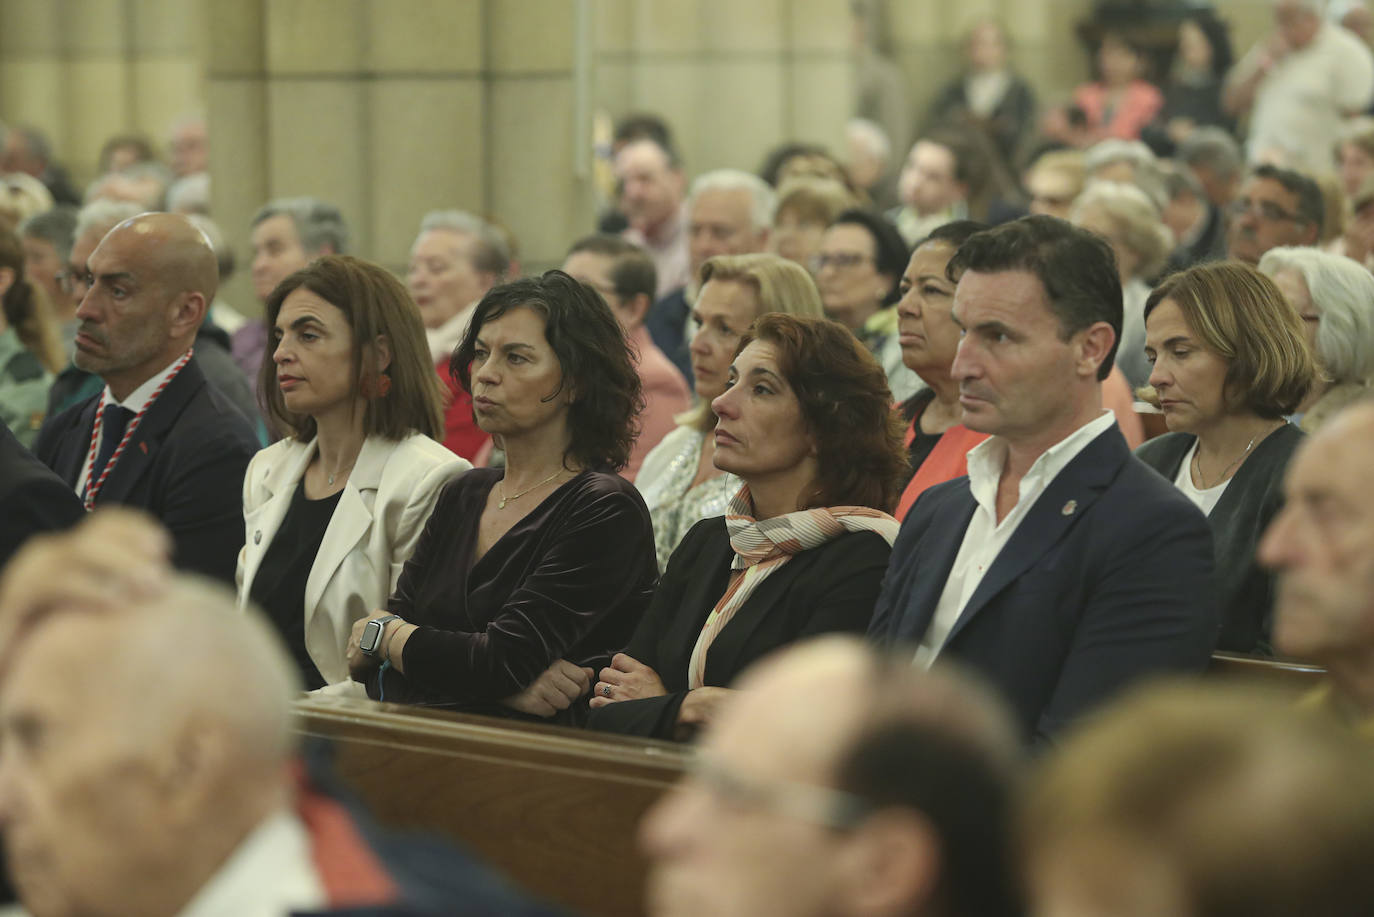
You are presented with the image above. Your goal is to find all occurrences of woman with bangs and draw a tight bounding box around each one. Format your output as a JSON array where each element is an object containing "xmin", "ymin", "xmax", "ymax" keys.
[
  {"xmin": 588, "ymin": 313, "xmax": 908, "ymax": 740},
  {"xmin": 1136, "ymin": 261, "xmax": 1315, "ymax": 654}
]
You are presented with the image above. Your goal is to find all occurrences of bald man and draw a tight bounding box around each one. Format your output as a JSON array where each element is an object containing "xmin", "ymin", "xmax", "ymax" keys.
[
  {"xmin": 34, "ymin": 213, "xmax": 259, "ymax": 584},
  {"xmin": 639, "ymin": 637, "xmax": 1024, "ymax": 917},
  {"xmin": 0, "ymin": 511, "xmax": 560, "ymax": 917}
]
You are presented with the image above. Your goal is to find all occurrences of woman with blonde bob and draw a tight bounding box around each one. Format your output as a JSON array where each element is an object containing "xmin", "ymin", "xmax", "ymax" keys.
[
  {"xmin": 1070, "ymin": 179, "xmax": 1175, "ymax": 389},
  {"xmin": 1136, "ymin": 261, "xmax": 1314, "ymax": 654},
  {"xmin": 636, "ymin": 253, "xmax": 825, "ymax": 570},
  {"xmin": 238, "ymin": 255, "xmax": 470, "ymax": 692},
  {"xmin": 1258, "ymin": 246, "xmax": 1374, "ymax": 432}
]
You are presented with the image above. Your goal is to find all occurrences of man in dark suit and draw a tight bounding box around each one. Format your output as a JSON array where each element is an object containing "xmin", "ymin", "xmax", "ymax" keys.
[
  {"xmin": 0, "ymin": 424, "xmax": 83, "ymax": 571},
  {"xmin": 34, "ymin": 212, "xmax": 258, "ymax": 585},
  {"xmin": 869, "ymin": 216, "xmax": 1217, "ymax": 745}
]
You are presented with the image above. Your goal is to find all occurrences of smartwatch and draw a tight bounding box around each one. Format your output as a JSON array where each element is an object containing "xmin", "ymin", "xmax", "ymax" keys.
[{"xmin": 360, "ymin": 614, "xmax": 401, "ymax": 657}]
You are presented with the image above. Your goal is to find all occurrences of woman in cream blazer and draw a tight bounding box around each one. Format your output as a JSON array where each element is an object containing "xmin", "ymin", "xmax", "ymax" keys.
[{"xmin": 237, "ymin": 256, "xmax": 469, "ymax": 691}]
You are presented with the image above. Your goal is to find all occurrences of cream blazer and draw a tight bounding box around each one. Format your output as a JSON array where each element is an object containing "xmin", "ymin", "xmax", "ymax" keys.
[{"xmin": 236, "ymin": 433, "xmax": 470, "ymax": 689}]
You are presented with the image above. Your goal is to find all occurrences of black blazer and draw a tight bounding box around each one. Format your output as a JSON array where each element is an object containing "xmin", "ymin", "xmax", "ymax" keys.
[
  {"xmin": 1135, "ymin": 424, "xmax": 1303, "ymax": 654},
  {"xmin": 33, "ymin": 357, "xmax": 259, "ymax": 585},
  {"xmin": 870, "ymin": 427, "xmax": 1219, "ymax": 745},
  {"xmin": 644, "ymin": 286, "xmax": 693, "ymax": 389},
  {"xmin": 586, "ymin": 517, "xmax": 891, "ymax": 739},
  {"xmin": 0, "ymin": 423, "xmax": 84, "ymax": 571}
]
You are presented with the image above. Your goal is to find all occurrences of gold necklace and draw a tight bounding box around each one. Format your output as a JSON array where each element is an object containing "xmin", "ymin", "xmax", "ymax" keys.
[
  {"xmin": 1192, "ymin": 424, "xmax": 1277, "ymax": 489},
  {"xmin": 498, "ymin": 468, "xmax": 565, "ymax": 509}
]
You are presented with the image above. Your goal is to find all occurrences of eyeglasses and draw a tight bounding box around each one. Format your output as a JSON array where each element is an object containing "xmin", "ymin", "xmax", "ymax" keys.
[
  {"xmin": 680, "ymin": 752, "xmax": 873, "ymax": 831},
  {"xmin": 809, "ymin": 252, "xmax": 873, "ymax": 273},
  {"xmin": 1228, "ymin": 198, "xmax": 1304, "ymax": 224}
]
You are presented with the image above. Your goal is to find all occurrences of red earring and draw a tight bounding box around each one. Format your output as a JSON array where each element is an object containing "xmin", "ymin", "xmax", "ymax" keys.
[{"xmin": 361, "ymin": 372, "xmax": 391, "ymax": 399}]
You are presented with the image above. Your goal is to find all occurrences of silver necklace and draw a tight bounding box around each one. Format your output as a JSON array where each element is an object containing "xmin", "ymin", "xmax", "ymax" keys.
[{"xmin": 498, "ymin": 468, "xmax": 564, "ymax": 509}]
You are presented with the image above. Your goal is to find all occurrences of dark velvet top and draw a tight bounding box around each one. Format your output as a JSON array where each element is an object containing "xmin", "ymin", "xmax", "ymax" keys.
[
  {"xmin": 585, "ymin": 516, "xmax": 891, "ymax": 740},
  {"xmin": 900, "ymin": 389, "xmax": 942, "ymax": 482},
  {"xmin": 250, "ymin": 481, "xmax": 339, "ymax": 691},
  {"xmin": 374, "ymin": 468, "xmax": 658, "ymax": 718}
]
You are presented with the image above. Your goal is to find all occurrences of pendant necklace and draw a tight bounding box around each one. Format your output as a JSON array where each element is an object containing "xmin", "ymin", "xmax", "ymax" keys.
[{"xmin": 498, "ymin": 468, "xmax": 565, "ymax": 509}]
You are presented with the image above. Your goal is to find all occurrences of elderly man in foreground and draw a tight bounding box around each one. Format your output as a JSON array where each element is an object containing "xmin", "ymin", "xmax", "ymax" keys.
[
  {"xmin": 1260, "ymin": 399, "xmax": 1374, "ymax": 732},
  {"xmin": 639, "ymin": 637, "xmax": 1025, "ymax": 917},
  {"xmin": 0, "ymin": 510, "xmax": 560, "ymax": 917}
]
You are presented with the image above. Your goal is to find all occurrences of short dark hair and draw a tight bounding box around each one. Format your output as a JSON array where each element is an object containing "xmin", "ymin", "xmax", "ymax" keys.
[
  {"xmin": 565, "ymin": 234, "xmax": 658, "ymax": 303},
  {"xmin": 947, "ymin": 215, "xmax": 1122, "ymax": 381},
  {"xmin": 260, "ymin": 255, "xmax": 445, "ymax": 441},
  {"xmin": 614, "ymin": 113, "xmax": 677, "ymax": 165},
  {"xmin": 738, "ymin": 313, "xmax": 908, "ymax": 512},
  {"xmin": 452, "ymin": 271, "xmax": 644, "ymax": 472},
  {"xmin": 916, "ymin": 219, "xmax": 990, "ymax": 251},
  {"xmin": 835, "ymin": 651, "xmax": 1023, "ymax": 917},
  {"xmin": 830, "ymin": 208, "xmax": 910, "ymax": 306},
  {"xmin": 1251, "ymin": 164, "xmax": 1325, "ymax": 231}
]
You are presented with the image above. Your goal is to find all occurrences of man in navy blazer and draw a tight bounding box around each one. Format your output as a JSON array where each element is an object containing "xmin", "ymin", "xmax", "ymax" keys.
[
  {"xmin": 0, "ymin": 423, "xmax": 84, "ymax": 572},
  {"xmin": 34, "ymin": 212, "xmax": 258, "ymax": 585},
  {"xmin": 870, "ymin": 216, "xmax": 1218, "ymax": 745}
]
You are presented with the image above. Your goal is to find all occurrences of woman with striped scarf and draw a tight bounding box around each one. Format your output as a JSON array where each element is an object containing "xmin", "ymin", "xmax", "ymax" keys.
[{"xmin": 587, "ymin": 313, "xmax": 908, "ymax": 741}]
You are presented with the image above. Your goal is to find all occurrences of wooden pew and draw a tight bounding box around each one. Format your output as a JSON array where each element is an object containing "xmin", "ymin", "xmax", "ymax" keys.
[
  {"xmin": 1208, "ymin": 651, "xmax": 1326, "ymax": 693},
  {"xmin": 295, "ymin": 696, "xmax": 688, "ymax": 917}
]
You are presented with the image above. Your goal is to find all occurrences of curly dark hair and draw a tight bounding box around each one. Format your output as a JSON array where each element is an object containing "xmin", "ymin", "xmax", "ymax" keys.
[
  {"xmin": 452, "ymin": 270, "xmax": 643, "ymax": 472},
  {"xmin": 737, "ymin": 313, "xmax": 908, "ymax": 512}
]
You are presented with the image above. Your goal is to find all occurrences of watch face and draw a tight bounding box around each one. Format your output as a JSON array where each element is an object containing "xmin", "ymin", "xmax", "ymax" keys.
[{"xmin": 360, "ymin": 620, "xmax": 382, "ymax": 654}]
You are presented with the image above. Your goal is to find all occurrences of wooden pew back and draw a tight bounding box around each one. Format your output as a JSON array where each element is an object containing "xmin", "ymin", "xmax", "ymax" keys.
[
  {"xmin": 295, "ymin": 697, "xmax": 688, "ymax": 917},
  {"xmin": 1208, "ymin": 651, "xmax": 1326, "ymax": 693}
]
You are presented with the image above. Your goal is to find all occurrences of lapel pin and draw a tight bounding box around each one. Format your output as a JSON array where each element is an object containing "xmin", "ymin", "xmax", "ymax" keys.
[
  {"xmin": 254, "ymin": 531, "xmax": 262, "ymax": 545},
  {"xmin": 1061, "ymin": 500, "xmax": 1077, "ymax": 516},
  {"xmin": 139, "ymin": 442, "xmax": 148, "ymax": 454}
]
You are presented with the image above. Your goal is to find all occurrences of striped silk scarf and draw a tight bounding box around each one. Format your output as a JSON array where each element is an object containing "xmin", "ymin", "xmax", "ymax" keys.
[{"xmin": 686, "ymin": 485, "xmax": 900, "ymax": 689}]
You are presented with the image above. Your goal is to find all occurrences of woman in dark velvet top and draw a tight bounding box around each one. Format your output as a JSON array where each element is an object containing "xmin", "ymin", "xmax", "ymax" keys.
[
  {"xmin": 586, "ymin": 313, "xmax": 909, "ymax": 741},
  {"xmin": 1136, "ymin": 262, "xmax": 1315, "ymax": 654},
  {"xmin": 345, "ymin": 271, "xmax": 658, "ymax": 720}
]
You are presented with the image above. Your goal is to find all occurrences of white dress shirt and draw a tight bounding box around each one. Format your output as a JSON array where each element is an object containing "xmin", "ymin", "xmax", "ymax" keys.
[
  {"xmin": 74, "ymin": 352, "xmax": 189, "ymax": 497},
  {"xmin": 176, "ymin": 810, "xmax": 326, "ymax": 917},
  {"xmin": 913, "ymin": 411, "xmax": 1118, "ymax": 668},
  {"xmin": 1173, "ymin": 439, "xmax": 1229, "ymax": 516}
]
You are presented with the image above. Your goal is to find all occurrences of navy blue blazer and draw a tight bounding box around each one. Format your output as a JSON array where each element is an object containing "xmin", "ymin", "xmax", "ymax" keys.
[
  {"xmin": 34, "ymin": 357, "xmax": 259, "ymax": 585},
  {"xmin": 644, "ymin": 286, "xmax": 693, "ymax": 389},
  {"xmin": 869, "ymin": 425, "xmax": 1219, "ymax": 745}
]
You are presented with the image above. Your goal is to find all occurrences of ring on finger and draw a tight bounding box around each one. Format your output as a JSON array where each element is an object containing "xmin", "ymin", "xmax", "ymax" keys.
[{"xmin": 601, "ymin": 683, "xmax": 612, "ymax": 698}]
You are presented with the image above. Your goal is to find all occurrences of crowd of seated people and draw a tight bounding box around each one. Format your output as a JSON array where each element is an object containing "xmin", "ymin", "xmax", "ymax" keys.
[{"xmin": 7, "ymin": 2, "xmax": 1374, "ymax": 913}]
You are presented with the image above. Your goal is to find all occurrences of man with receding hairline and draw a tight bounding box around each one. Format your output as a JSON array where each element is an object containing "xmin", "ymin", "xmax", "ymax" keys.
[{"xmin": 34, "ymin": 213, "xmax": 259, "ymax": 585}]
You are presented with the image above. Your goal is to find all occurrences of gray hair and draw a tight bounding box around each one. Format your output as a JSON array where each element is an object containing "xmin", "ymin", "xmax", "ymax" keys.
[
  {"xmin": 18, "ymin": 206, "xmax": 78, "ymax": 263},
  {"xmin": 417, "ymin": 209, "xmax": 511, "ymax": 278},
  {"xmin": 74, "ymin": 199, "xmax": 143, "ymax": 245},
  {"xmin": 1258, "ymin": 246, "xmax": 1374, "ymax": 384},
  {"xmin": 1179, "ymin": 127, "xmax": 1245, "ymax": 181},
  {"xmin": 688, "ymin": 169, "xmax": 777, "ymax": 232},
  {"xmin": 846, "ymin": 118, "xmax": 892, "ymax": 164},
  {"xmin": 1071, "ymin": 180, "xmax": 1176, "ymax": 279},
  {"xmin": 1084, "ymin": 139, "xmax": 1167, "ymax": 210},
  {"xmin": 1159, "ymin": 160, "xmax": 1206, "ymax": 202},
  {"xmin": 252, "ymin": 197, "xmax": 349, "ymax": 255},
  {"xmin": 166, "ymin": 172, "xmax": 210, "ymax": 215}
]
